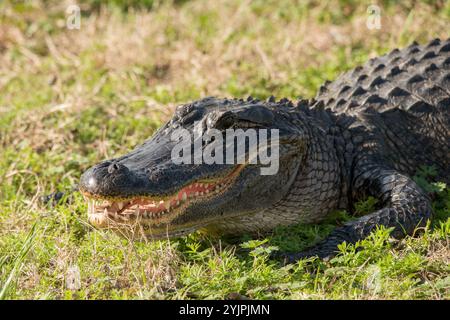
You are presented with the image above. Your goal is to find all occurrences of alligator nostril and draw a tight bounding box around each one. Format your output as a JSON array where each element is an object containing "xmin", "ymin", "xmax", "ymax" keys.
[{"xmin": 108, "ymin": 162, "xmax": 121, "ymax": 174}]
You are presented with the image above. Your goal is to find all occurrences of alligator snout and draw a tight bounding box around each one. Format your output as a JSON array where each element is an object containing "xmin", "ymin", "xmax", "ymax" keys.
[{"xmin": 79, "ymin": 161, "xmax": 149, "ymax": 198}]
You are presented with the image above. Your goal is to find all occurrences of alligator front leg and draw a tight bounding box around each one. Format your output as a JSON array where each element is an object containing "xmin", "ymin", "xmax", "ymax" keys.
[
  {"xmin": 283, "ymin": 168, "xmax": 433, "ymax": 263},
  {"xmin": 40, "ymin": 185, "xmax": 79, "ymax": 206}
]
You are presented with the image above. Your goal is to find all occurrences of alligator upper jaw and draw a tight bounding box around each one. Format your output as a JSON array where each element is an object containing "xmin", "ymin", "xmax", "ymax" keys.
[{"xmin": 84, "ymin": 164, "xmax": 245, "ymax": 233}]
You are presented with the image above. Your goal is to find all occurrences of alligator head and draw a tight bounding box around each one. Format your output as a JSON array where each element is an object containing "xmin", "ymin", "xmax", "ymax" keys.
[{"xmin": 79, "ymin": 97, "xmax": 308, "ymax": 239}]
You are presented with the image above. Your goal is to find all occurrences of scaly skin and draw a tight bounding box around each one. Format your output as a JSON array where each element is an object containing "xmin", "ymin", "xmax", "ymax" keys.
[{"xmin": 75, "ymin": 38, "xmax": 449, "ymax": 261}]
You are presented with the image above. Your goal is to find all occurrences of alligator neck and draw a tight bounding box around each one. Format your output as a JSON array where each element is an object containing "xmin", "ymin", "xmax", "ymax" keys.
[
  {"xmin": 261, "ymin": 108, "xmax": 344, "ymax": 223},
  {"xmin": 203, "ymin": 106, "xmax": 347, "ymax": 235}
]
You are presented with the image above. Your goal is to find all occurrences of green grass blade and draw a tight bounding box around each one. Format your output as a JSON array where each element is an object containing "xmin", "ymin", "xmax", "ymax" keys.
[{"xmin": 0, "ymin": 223, "xmax": 38, "ymax": 300}]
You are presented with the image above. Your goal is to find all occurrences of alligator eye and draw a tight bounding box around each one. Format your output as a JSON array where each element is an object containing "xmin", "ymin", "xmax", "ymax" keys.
[
  {"xmin": 213, "ymin": 112, "xmax": 235, "ymax": 130},
  {"xmin": 175, "ymin": 104, "xmax": 204, "ymax": 125},
  {"xmin": 208, "ymin": 113, "xmax": 263, "ymax": 130},
  {"xmin": 234, "ymin": 105, "xmax": 274, "ymax": 125},
  {"xmin": 207, "ymin": 105, "xmax": 274, "ymax": 130}
]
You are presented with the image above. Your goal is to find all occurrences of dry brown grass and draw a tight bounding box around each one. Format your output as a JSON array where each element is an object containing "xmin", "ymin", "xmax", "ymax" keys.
[{"xmin": 1, "ymin": 1, "xmax": 448, "ymax": 149}]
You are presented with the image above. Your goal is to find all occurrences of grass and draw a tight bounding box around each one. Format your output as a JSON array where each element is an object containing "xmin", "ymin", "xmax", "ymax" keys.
[{"xmin": 0, "ymin": 0, "xmax": 449, "ymax": 299}]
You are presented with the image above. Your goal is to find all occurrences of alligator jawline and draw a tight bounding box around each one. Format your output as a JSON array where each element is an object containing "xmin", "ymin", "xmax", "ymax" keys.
[{"xmin": 85, "ymin": 164, "xmax": 245, "ymax": 228}]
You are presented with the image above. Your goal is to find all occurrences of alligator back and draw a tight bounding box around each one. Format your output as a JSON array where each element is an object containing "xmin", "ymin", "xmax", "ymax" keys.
[{"xmin": 312, "ymin": 38, "xmax": 450, "ymax": 182}]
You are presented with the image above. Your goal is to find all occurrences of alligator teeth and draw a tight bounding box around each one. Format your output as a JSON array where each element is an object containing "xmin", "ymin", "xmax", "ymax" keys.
[{"xmin": 87, "ymin": 166, "xmax": 243, "ymax": 224}]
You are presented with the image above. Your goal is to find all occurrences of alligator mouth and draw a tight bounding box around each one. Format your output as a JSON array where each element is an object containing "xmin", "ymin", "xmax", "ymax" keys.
[{"xmin": 83, "ymin": 164, "xmax": 245, "ymax": 234}]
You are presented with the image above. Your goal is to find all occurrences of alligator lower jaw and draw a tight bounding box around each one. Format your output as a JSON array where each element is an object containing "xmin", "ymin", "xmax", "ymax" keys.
[{"xmin": 84, "ymin": 164, "xmax": 245, "ymax": 230}]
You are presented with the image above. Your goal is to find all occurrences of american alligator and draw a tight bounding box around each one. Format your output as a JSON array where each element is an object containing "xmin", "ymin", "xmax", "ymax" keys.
[{"xmin": 77, "ymin": 39, "xmax": 449, "ymax": 262}]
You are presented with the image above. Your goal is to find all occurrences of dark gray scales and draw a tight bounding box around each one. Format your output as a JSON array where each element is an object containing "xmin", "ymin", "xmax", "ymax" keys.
[{"xmin": 282, "ymin": 38, "xmax": 449, "ymax": 261}]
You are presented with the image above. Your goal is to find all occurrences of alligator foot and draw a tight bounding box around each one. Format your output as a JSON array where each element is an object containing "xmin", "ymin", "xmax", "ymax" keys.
[
  {"xmin": 40, "ymin": 186, "xmax": 79, "ymax": 206},
  {"xmin": 279, "ymin": 167, "xmax": 433, "ymax": 264},
  {"xmin": 278, "ymin": 247, "xmax": 337, "ymax": 265}
]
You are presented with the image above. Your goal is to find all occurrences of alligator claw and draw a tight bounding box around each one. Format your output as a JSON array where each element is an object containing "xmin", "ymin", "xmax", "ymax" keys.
[
  {"xmin": 271, "ymin": 247, "xmax": 338, "ymax": 265},
  {"xmin": 40, "ymin": 186, "xmax": 78, "ymax": 206},
  {"xmin": 40, "ymin": 191, "xmax": 66, "ymax": 206}
]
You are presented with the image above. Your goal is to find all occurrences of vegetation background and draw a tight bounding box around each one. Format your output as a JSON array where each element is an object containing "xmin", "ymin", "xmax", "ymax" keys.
[{"xmin": 0, "ymin": 0, "xmax": 449, "ymax": 299}]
